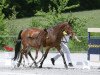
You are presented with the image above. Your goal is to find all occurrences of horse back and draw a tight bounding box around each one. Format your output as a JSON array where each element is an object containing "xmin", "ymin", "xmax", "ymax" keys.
[{"xmin": 21, "ymin": 28, "xmax": 42, "ymax": 39}]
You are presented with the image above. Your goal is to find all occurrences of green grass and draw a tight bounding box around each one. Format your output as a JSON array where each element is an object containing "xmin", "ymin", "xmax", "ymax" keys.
[
  {"xmin": 72, "ymin": 10, "xmax": 100, "ymax": 28},
  {"xmin": 6, "ymin": 9, "xmax": 100, "ymax": 34},
  {"xmin": 6, "ymin": 17, "xmax": 33, "ymax": 28}
]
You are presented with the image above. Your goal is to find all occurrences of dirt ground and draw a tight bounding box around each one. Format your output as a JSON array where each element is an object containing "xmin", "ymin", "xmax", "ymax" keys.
[{"xmin": 0, "ymin": 52, "xmax": 100, "ymax": 75}]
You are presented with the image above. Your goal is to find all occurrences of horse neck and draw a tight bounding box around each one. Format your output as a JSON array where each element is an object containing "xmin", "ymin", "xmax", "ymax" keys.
[
  {"xmin": 52, "ymin": 25, "xmax": 65, "ymax": 41},
  {"xmin": 53, "ymin": 24, "xmax": 65, "ymax": 35}
]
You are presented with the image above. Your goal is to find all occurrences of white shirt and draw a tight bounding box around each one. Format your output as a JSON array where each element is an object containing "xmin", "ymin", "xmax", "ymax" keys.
[{"xmin": 61, "ymin": 35, "xmax": 71, "ymax": 43}]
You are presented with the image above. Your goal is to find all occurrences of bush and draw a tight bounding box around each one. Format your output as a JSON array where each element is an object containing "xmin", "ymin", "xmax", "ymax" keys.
[
  {"xmin": 0, "ymin": 0, "xmax": 9, "ymax": 49},
  {"xmin": 66, "ymin": 14, "xmax": 88, "ymax": 52}
]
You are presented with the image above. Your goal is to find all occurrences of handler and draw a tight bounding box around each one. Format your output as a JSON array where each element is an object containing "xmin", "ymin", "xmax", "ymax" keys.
[{"xmin": 51, "ymin": 31, "xmax": 81, "ymax": 67}]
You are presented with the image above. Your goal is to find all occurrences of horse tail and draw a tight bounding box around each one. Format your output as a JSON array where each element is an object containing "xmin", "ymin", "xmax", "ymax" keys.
[{"xmin": 13, "ymin": 30, "xmax": 23, "ymax": 61}]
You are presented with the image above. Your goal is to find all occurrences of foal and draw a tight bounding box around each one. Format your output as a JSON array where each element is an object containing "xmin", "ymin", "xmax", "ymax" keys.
[{"xmin": 13, "ymin": 28, "xmax": 47, "ymax": 67}]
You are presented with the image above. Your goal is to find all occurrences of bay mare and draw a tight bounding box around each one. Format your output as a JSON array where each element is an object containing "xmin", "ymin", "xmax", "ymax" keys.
[{"xmin": 13, "ymin": 22, "xmax": 74, "ymax": 69}]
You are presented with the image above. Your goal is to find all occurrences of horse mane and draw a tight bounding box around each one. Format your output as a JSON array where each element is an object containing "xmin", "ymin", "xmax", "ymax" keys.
[{"xmin": 52, "ymin": 22, "xmax": 68, "ymax": 32}]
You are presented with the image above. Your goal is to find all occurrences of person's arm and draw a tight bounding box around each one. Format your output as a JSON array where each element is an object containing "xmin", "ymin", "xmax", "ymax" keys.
[
  {"xmin": 74, "ymin": 36, "xmax": 81, "ymax": 42},
  {"xmin": 72, "ymin": 32, "xmax": 81, "ymax": 42}
]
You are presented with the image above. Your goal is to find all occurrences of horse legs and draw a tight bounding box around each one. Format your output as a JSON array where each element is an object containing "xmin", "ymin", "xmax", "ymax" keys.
[
  {"xmin": 35, "ymin": 45, "xmax": 44, "ymax": 63},
  {"xmin": 23, "ymin": 53, "xmax": 30, "ymax": 67},
  {"xmin": 39, "ymin": 47, "xmax": 50, "ymax": 68},
  {"xmin": 28, "ymin": 51, "xmax": 37, "ymax": 67},
  {"xmin": 36, "ymin": 53, "xmax": 44, "ymax": 64},
  {"xmin": 55, "ymin": 46, "xmax": 68, "ymax": 69},
  {"xmin": 35, "ymin": 45, "xmax": 44, "ymax": 60},
  {"xmin": 35, "ymin": 49, "xmax": 38, "ymax": 60},
  {"xmin": 17, "ymin": 53, "xmax": 23, "ymax": 67},
  {"xmin": 17, "ymin": 45, "xmax": 29, "ymax": 67}
]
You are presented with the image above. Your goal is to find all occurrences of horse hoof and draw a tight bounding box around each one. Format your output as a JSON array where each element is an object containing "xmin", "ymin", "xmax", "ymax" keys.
[
  {"xmin": 39, "ymin": 65, "xmax": 42, "ymax": 68},
  {"xmin": 29, "ymin": 65, "xmax": 32, "ymax": 68},
  {"xmin": 65, "ymin": 65, "xmax": 68, "ymax": 69},
  {"xmin": 17, "ymin": 64, "xmax": 20, "ymax": 67},
  {"xmin": 29, "ymin": 64, "xmax": 33, "ymax": 68},
  {"xmin": 34, "ymin": 63, "xmax": 38, "ymax": 67},
  {"xmin": 65, "ymin": 67, "xmax": 68, "ymax": 70},
  {"xmin": 35, "ymin": 65, "xmax": 38, "ymax": 68}
]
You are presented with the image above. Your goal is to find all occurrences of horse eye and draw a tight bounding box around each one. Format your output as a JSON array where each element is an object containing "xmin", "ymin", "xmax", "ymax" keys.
[{"xmin": 46, "ymin": 37, "xmax": 49, "ymax": 39}]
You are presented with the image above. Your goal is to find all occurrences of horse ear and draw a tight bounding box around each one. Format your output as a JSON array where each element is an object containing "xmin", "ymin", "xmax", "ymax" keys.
[
  {"xmin": 68, "ymin": 20, "xmax": 71, "ymax": 25},
  {"xmin": 68, "ymin": 20, "xmax": 73, "ymax": 27},
  {"xmin": 44, "ymin": 28, "xmax": 47, "ymax": 32}
]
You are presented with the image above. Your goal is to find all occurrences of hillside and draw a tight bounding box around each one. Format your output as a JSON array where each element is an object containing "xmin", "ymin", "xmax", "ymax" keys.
[
  {"xmin": 72, "ymin": 10, "xmax": 100, "ymax": 28},
  {"xmin": 6, "ymin": 10, "xmax": 100, "ymax": 33}
]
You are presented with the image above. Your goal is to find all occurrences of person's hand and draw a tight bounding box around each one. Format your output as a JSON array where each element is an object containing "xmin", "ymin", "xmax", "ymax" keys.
[{"xmin": 78, "ymin": 40, "xmax": 81, "ymax": 42}]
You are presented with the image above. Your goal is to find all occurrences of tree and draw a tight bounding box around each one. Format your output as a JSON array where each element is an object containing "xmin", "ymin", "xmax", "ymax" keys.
[
  {"xmin": 50, "ymin": 0, "xmax": 79, "ymax": 14},
  {"xmin": 0, "ymin": 0, "xmax": 8, "ymax": 34},
  {"xmin": 0, "ymin": 0, "xmax": 9, "ymax": 47},
  {"xmin": 43, "ymin": 0, "xmax": 80, "ymax": 26}
]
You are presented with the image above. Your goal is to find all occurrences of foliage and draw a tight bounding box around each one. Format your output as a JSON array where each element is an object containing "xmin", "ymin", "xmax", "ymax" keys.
[
  {"xmin": 1, "ymin": 0, "xmax": 100, "ymax": 18},
  {"xmin": 2, "ymin": 0, "xmax": 40, "ymax": 18},
  {"xmin": 32, "ymin": 10, "xmax": 67, "ymax": 28},
  {"xmin": 67, "ymin": 13, "xmax": 87, "ymax": 36},
  {"xmin": 0, "ymin": 0, "xmax": 8, "ymax": 35},
  {"xmin": 66, "ymin": 14, "xmax": 88, "ymax": 52},
  {"xmin": 50, "ymin": 0, "xmax": 79, "ymax": 14},
  {"xmin": 32, "ymin": 0, "xmax": 85, "ymax": 34},
  {"xmin": 31, "ymin": 0, "xmax": 79, "ymax": 28},
  {"xmin": 0, "ymin": 0, "xmax": 9, "ymax": 48}
]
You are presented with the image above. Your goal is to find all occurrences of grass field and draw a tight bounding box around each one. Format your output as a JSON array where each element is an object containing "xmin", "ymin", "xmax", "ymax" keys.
[
  {"xmin": 7, "ymin": 9, "xmax": 100, "ymax": 29},
  {"xmin": 72, "ymin": 10, "xmax": 100, "ymax": 28}
]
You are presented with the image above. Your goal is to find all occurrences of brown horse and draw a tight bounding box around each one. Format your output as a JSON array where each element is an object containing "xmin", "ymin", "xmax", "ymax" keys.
[
  {"xmin": 13, "ymin": 28, "xmax": 47, "ymax": 67},
  {"xmin": 38, "ymin": 22, "xmax": 74, "ymax": 69}
]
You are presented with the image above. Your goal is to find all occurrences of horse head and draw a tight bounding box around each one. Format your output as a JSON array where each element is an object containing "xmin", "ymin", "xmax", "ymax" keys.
[
  {"xmin": 61, "ymin": 22, "xmax": 74, "ymax": 38},
  {"xmin": 63, "ymin": 22, "xmax": 81, "ymax": 42}
]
